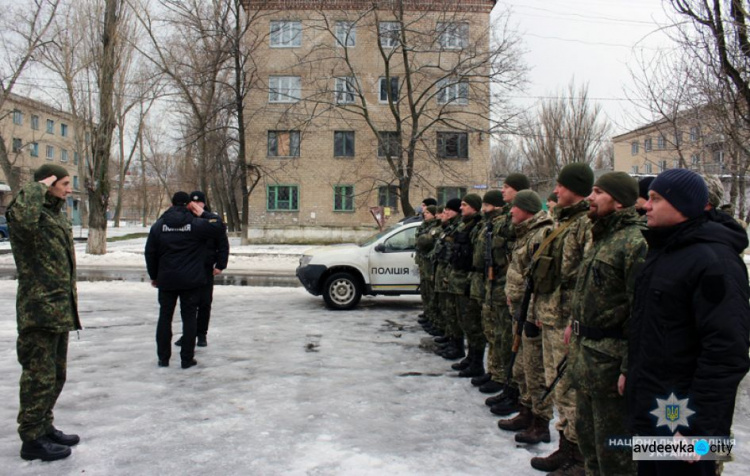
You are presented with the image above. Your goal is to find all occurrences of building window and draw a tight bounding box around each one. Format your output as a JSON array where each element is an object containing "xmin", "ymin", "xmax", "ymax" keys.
[
  {"xmin": 335, "ymin": 21, "xmax": 356, "ymax": 47},
  {"xmin": 268, "ymin": 76, "xmax": 301, "ymax": 103},
  {"xmin": 335, "ymin": 77, "xmax": 356, "ymax": 104},
  {"xmin": 673, "ymin": 158, "xmax": 680, "ymax": 168},
  {"xmin": 30, "ymin": 142, "xmax": 39, "ymax": 157},
  {"xmin": 31, "ymin": 115, "xmax": 39, "ymax": 130},
  {"xmin": 691, "ymin": 153, "xmax": 700, "ymax": 166},
  {"xmin": 437, "ymin": 79, "xmax": 469, "ymax": 105},
  {"xmin": 61, "ymin": 149, "xmax": 69, "ymax": 162},
  {"xmin": 437, "ymin": 186, "xmax": 467, "ymax": 205},
  {"xmin": 658, "ymin": 135, "xmax": 666, "ymax": 149},
  {"xmin": 714, "ymin": 149, "xmax": 724, "ymax": 165},
  {"xmin": 270, "ymin": 21, "xmax": 301, "ymax": 47},
  {"xmin": 437, "ymin": 22, "xmax": 468, "ymax": 49},
  {"xmin": 378, "ymin": 185, "xmax": 399, "ymax": 210},
  {"xmin": 379, "ymin": 21, "xmax": 401, "ymax": 48},
  {"xmin": 267, "ymin": 131, "xmax": 300, "ymax": 157},
  {"xmin": 73, "ymin": 176, "xmax": 79, "ymax": 190},
  {"xmin": 13, "ymin": 109, "xmax": 23, "ymax": 125},
  {"xmin": 61, "ymin": 123, "xmax": 68, "ymax": 137},
  {"xmin": 333, "ymin": 131, "xmax": 355, "ymax": 157},
  {"xmin": 12, "ymin": 138, "xmax": 22, "ymax": 153},
  {"xmin": 379, "ymin": 76, "xmax": 399, "ymax": 103},
  {"xmin": 334, "ymin": 185, "xmax": 354, "ymax": 212},
  {"xmin": 46, "ymin": 145, "xmax": 55, "ymax": 160},
  {"xmin": 377, "ymin": 131, "xmax": 401, "ymax": 158},
  {"xmin": 267, "ymin": 185, "xmax": 299, "ymax": 211},
  {"xmin": 644, "ymin": 137, "xmax": 652, "ymax": 152},
  {"xmin": 690, "ymin": 126, "xmax": 700, "ymax": 142},
  {"xmin": 658, "ymin": 160, "xmax": 667, "ymax": 172},
  {"xmin": 437, "ymin": 132, "xmax": 468, "ymax": 159},
  {"xmin": 74, "ymin": 152, "xmax": 80, "ymax": 165},
  {"xmin": 644, "ymin": 162, "xmax": 652, "ymax": 174},
  {"xmin": 46, "ymin": 119, "xmax": 55, "ymax": 134},
  {"xmin": 631, "ymin": 142, "xmax": 639, "ymax": 155}
]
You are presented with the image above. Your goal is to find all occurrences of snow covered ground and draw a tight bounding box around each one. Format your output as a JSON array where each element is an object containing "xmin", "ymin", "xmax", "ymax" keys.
[{"xmin": 0, "ymin": 281, "xmax": 748, "ymax": 475}]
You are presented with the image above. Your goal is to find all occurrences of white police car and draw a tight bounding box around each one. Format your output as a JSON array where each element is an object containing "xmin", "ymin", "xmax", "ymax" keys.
[{"xmin": 296, "ymin": 221, "xmax": 422, "ymax": 310}]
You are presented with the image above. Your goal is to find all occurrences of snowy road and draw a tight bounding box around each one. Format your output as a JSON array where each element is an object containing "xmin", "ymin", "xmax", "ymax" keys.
[{"xmin": 0, "ymin": 281, "xmax": 749, "ymax": 475}]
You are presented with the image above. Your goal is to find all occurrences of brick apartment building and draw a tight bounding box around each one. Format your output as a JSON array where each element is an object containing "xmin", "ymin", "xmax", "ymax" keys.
[
  {"xmin": 241, "ymin": 0, "xmax": 495, "ymax": 243},
  {"xmin": 0, "ymin": 93, "xmax": 85, "ymax": 223}
]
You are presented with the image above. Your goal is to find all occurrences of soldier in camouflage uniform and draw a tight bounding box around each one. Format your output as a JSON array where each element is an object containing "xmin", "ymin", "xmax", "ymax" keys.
[
  {"xmin": 530, "ymin": 163, "xmax": 593, "ymax": 475},
  {"xmin": 485, "ymin": 174, "xmax": 528, "ymax": 409},
  {"xmin": 7, "ymin": 164, "xmax": 82, "ymax": 462},
  {"xmin": 446, "ymin": 194, "xmax": 485, "ymax": 373},
  {"xmin": 432, "ymin": 199, "xmax": 463, "ymax": 358},
  {"xmin": 497, "ymin": 191, "xmax": 555, "ymax": 445},
  {"xmin": 415, "ymin": 205, "xmax": 440, "ymax": 329},
  {"xmin": 568, "ymin": 172, "xmax": 646, "ymax": 476}
]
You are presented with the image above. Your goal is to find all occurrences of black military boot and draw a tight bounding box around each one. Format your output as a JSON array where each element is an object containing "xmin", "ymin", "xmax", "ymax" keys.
[
  {"xmin": 426, "ymin": 325, "xmax": 443, "ymax": 337},
  {"xmin": 471, "ymin": 372, "xmax": 492, "ymax": 387},
  {"xmin": 458, "ymin": 350, "xmax": 485, "ymax": 377},
  {"xmin": 530, "ymin": 431, "xmax": 571, "ymax": 472},
  {"xmin": 47, "ymin": 427, "xmax": 80, "ymax": 446},
  {"xmin": 174, "ymin": 336, "xmax": 183, "ymax": 346},
  {"xmin": 484, "ymin": 384, "xmax": 509, "ymax": 406},
  {"xmin": 440, "ymin": 338, "xmax": 465, "ymax": 360},
  {"xmin": 497, "ymin": 405, "xmax": 532, "ymax": 431},
  {"xmin": 514, "ymin": 415, "xmax": 550, "ymax": 444},
  {"xmin": 20, "ymin": 436, "xmax": 72, "ymax": 461},
  {"xmin": 434, "ymin": 335, "xmax": 451, "ymax": 344},
  {"xmin": 548, "ymin": 444, "xmax": 585, "ymax": 476},
  {"xmin": 489, "ymin": 387, "xmax": 520, "ymax": 416},
  {"xmin": 197, "ymin": 335, "xmax": 207, "ymax": 347},
  {"xmin": 478, "ymin": 379, "xmax": 505, "ymax": 394},
  {"xmin": 451, "ymin": 355, "xmax": 471, "ymax": 371}
]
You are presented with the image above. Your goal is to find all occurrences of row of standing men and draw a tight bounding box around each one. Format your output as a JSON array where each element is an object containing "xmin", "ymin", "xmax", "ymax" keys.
[{"xmin": 413, "ymin": 165, "xmax": 750, "ymax": 476}]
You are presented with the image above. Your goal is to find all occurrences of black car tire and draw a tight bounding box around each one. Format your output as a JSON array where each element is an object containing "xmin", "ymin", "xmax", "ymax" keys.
[{"xmin": 322, "ymin": 272, "xmax": 362, "ymax": 310}]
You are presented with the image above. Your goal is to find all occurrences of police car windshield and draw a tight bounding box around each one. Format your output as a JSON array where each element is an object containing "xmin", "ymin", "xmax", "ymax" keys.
[{"xmin": 358, "ymin": 224, "xmax": 402, "ymax": 247}]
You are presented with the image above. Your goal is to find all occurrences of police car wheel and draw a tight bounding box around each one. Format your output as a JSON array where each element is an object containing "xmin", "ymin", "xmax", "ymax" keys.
[{"xmin": 322, "ymin": 272, "xmax": 362, "ymax": 310}]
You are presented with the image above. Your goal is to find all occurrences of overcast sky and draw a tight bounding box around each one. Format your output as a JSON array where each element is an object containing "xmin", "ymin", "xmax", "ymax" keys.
[{"xmin": 497, "ymin": 0, "xmax": 674, "ymax": 135}]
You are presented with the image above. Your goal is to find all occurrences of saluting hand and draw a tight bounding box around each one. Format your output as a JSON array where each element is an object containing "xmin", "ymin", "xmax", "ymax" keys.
[{"xmin": 38, "ymin": 175, "xmax": 57, "ymax": 187}]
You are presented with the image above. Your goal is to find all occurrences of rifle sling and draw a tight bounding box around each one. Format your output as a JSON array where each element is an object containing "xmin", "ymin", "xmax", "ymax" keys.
[{"xmin": 531, "ymin": 212, "xmax": 582, "ymax": 262}]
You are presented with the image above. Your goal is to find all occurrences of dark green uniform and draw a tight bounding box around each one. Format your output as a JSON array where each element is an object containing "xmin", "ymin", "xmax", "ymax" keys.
[
  {"xmin": 447, "ymin": 213, "xmax": 484, "ymax": 353},
  {"xmin": 433, "ymin": 215, "xmax": 461, "ymax": 337},
  {"xmin": 416, "ymin": 218, "xmax": 440, "ymax": 326},
  {"xmin": 7, "ymin": 182, "xmax": 81, "ymax": 442}
]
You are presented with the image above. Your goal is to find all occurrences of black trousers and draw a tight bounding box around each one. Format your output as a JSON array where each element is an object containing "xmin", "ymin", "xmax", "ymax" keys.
[
  {"xmin": 196, "ymin": 275, "xmax": 214, "ymax": 337},
  {"xmin": 156, "ymin": 288, "xmax": 200, "ymax": 363},
  {"xmin": 638, "ymin": 460, "xmax": 716, "ymax": 476}
]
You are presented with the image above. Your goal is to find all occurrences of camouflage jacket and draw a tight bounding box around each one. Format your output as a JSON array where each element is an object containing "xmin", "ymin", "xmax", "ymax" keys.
[
  {"xmin": 484, "ymin": 204, "xmax": 515, "ymax": 303},
  {"xmin": 415, "ymin": 218, "xmax": 440, "ymax": 278},
  {"xmin": 505, "ymin": 211, "xmax": 554, "ymax": 319},
  {"xmin": 469, "ymin": 208, "xmax": 501, "ymax": 301},
  {"xmin": 7, "ymin": 182, "xmax": 81, "ymax": 333},
  {"xmin": 432, "ymin": 215, "xmax": 460, "ymax": 293},
  {"xmin": 447, "ymin": 213, "xmax": 482, "ymax": 295},
  {"xmin": 569, "ymin": 207, "xmax": 647, "ymax": 394},
  {"xmin": 533, "ymin": 200, "xmax": 591, "ymax": 327}
]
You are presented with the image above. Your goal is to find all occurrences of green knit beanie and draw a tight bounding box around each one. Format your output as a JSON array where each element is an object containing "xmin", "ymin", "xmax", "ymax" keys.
[
  {"xmin": 504, "ymin": 173, "xmax": 530, "ymax": 192},
  {"xmin": 594, "ymin": 172, "xmax": 638, "ymax": 208},
  {"xmin": 425, "ymin": 205, "xmax": 437, "ymax": 216},
  {"xmin": 482, "ymin": 190, "xmax": 504, "ymax": 207},
  {"xmin": 462, "ymin": 193, "xmax": 482, "ymax": 212},
  {"xmin": 557, "ymin": 163, "xmax": 594, "ymax": 197},
  {"xmin": 34, "ymin": 164, "xmax": 70, "ymax": 182},
  {"xmin": 513, "ymin": 190, "xmax": 542, "ymax": 214}
]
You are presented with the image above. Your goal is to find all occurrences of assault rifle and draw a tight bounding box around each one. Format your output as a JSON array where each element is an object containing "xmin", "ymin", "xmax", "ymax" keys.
[
  {"xmin": 540, "ymin": 354, "xmax": 568, "ymax": 402},
  {"xmin": 484, "ymin": 221, "xmax": 494, "ymax": 282}
]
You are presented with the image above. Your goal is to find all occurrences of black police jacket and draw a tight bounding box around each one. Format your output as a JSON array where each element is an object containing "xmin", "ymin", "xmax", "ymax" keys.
[
  {"xmin": 626, "ymin": 212, "xmax": 750, "ymax": 437},
  {"xmin": 144, "ymin": 206, "xmax": 225, "ymax": 291}
]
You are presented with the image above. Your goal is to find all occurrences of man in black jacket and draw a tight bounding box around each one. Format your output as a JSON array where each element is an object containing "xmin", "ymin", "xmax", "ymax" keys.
[
  {"xmin": 145, "ymin": 191, "xmax": 225, "ymax": 369},
  {"xmin": 627, "ymin": 168, "xmax": 750, "ymax": 476}
]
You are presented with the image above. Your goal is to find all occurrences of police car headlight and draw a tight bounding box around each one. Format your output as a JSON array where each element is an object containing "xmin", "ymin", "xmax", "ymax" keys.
[{"xmin": 299, "ymin": 255, "xmax": 312, "ymax": 267}]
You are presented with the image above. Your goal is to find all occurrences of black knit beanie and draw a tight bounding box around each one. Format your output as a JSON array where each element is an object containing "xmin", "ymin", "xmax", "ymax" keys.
[
  {"xmin": 34, "ymin": 164, "xmax": 70, "ymax": 182},
  {"xmin": 172, "ymin": 191, "xmax": 190, "ymax": 206},
  {"xmin": 513, "ymin": 190, "xmax": 542, "ymax": 214},
  {"xmin": 557, "ymin": 163, "xmax": 594, "ymax": 197},
  {"xmin": 482, "ymin": 190, "xmax": 504, "ymax": 207},
  {"xmin": 445, "ymin": 198, "xmax": 461, "ymax": 213},
  {"xmin": 595, "ymin": 172, "xmax": 638, "ymax": 208},
  {"xmin": 649, "ymin": 169, "xmax": 708, "ymax": 219},
  {"xmin": 422, "ymin": 197, "xmax": 437, "ymax": 207},
  {"xmin": 462, "ymin": 193, "xmax": 482, "ymax": 212},
  {"xmin": 638, "ymin": 176, "xmax": 655, "ymax": 200},
  {"xmin": 504, "ymin": 173, "xmax": 530, "ymax": 192}
]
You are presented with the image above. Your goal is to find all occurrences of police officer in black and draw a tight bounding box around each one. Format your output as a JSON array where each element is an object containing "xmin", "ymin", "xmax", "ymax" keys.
[{"xmin": 145, "ymin": 191, "xmax": 225, "ymax": 368}]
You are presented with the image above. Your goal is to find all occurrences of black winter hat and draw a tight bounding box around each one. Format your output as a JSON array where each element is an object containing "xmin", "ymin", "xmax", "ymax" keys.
[
  {"xmin": 34, "ymin": 164, "xmax": 70, "ymax": 182},
  {"xmin": 504, "ymin": 173, "xmax": 530, "ymax": 192},
  {"xmin": 422, "ymin": 197, "xmax": 437, "ymax": 207},
  {"xmin": 482, "ymin": 190, "xmax": 504, "ymax": 207},
  {"xmin": 462, "ymin": 193, "xmax": 482, "ymax": 212},
  {"xmin": 172, "ymin": 191, "xmax": 190, "ymax": 206},
  {"xmin": 595, "ymin": 172, "xmax": 638, "ymax": 208},
  {"xmin": 557, "ymin": 163, "xmax": 594, "ymax": 197},
  {"xmin": 445, "ymin": 198, "xmax": 461, "ymax": 213},
  {"xmin": 190, "ymin": 190, "xmax": 206, "ymax": 203},
  {"xmin": 649, "ymin": 168, "xmax": 708, "ymax": 219},
  {"xmin": 638, "ymin": 176, "xmax": 655, "ymax": 200},
  {"xmin": 513, "ymin": 190, "xmax": 542, "ymax": 214}
]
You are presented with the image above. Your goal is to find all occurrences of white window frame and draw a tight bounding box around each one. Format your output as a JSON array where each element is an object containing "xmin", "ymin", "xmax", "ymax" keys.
[
  {"xmin": 268, "ymin": 76, "xmax": 301, "ymax": 103},
  {"xmin": 46, "ymin": 145, "xmax": 55, "ymax": 160},
  {"xmin": 437, "ymin": 79, "xmax": 469, "ymax": 105},
  {"xmin": 61, "ymin": 149, "xmax": 69, "ymax": 163},
  {"xmin": 631, "ymin": 142, "xmax": 639, "ymax": 155},
  {"xmin": 437, "ymin": 22, "xmax": 468, "ymax": 49},
  {"xmin": 631, "ymin": 165, "xmax": 639, "ymax": 174},
  {"xmin": 31, "ymin": 115, "xmax": 39, "ymax": 130},
  {"xmin": 12, "ymin": 109, "xmax": 23, "ymax": 125},
  {"xmin": 270, "ymin": 21, "xmax": 302, "ymax": 48},
  {"xmin": 61, "ymin": 123, "xmax": 68, "ymax": 137},
  {"xmin": 379, "ymin": 76, "xmax": 399, "ymax": 103},
  {"xmin": 658, "ymin": 160, "xmax": 667, "ymax": 172},
  {"xmin": 658, "ymin": 135, "xmax": 666, "ymax": 149},
  {"xmin": 690, "ymin": 126, "xmax": 700, "ymax": 142},
  {"xmin": 335, "ymin": 21, "xmax": 356, "ymax": 47},
  {"xmin": 644, "ymin": 137, "xmax": 652, "ymax": 152},
  {"xmin": 335, "ymin": 77, "xmax": 356, "ymax": 104},
  {"xmin": 46, "ymin": 119, "xmax": 55, "ymax": 134},
  {"xmin": 379, "ymin": 21, "xmax": 401, "ymax": 48},
  {"xmin": 691, "ymin": 153, "xmax": 700, "ymax": 166}
]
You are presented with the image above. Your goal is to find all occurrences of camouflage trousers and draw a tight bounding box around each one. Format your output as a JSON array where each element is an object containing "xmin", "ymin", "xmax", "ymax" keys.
[
  {"xmin": 17, "ymin": 329, "xmax": 68, "ymax": 442},
  {"xmin": 542, "ymin": 323, "xmax": 578, "ymax": 443},
  {"xmin": 455, "ymin": 295, "xmax": 485, "ymax": 351},
  {"xmin": 482, "ymin": 297, "xmax": 513, "ymax": 384},
  {"xmin": 513, "ymin": 327, "xmax": 553, "ymax": 420},
  {"xmin": 577, "ymin": 390, "xmax": 636, "ymax": 476},
  {"xmin": 419, "ymin": 276, "xmax": 437, "ymax": 325},
  {"xmin": 438, "ymin": 292, "xmax": 461, "ymax": 338}
]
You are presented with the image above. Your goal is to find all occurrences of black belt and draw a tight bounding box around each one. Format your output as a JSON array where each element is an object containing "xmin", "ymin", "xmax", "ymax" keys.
[{"xmin": 572, "ymin": 320, "xmax": 625, "ymax": 340}]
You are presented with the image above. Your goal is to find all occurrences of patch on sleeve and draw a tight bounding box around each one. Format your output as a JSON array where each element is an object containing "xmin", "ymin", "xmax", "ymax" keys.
[
  {"xmin": 701, "ymin": 275, "xmax": 725, "ymax": 304},
  {"xmin": 209, "ymin": 219, "xmax": 217, "ymax": 223}
]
